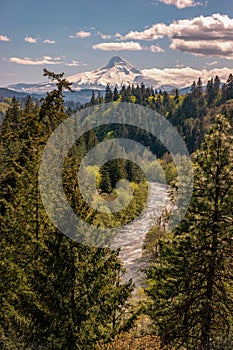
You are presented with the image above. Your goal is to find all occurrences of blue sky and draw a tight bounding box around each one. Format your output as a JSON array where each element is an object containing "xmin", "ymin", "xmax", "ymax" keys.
[{"xmin": 1, "ymin": 0, "xmax": 233, "ymax": 87}]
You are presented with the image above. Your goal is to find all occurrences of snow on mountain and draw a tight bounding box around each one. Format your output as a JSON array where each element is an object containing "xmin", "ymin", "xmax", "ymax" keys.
[
  {"xmin": 66, "ymin": 56, "xmax": 146, "ymax": 90},
  {"xmin": 7, "ymin": 56, "xmax": 164, "ymax": 94},
  {"xmin": 7, "ymin": 82, "xmax": 57, "ymax": 94}
]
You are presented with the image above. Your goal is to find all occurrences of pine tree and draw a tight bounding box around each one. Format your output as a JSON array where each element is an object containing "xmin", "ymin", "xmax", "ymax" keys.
[
  {"xmin": 206, "ymin": 78, "xmax": 215, "ymax": 106},
  {"xmin": 222, "ymin": 73, "xmax": 233, "ymax": 101},
  {"xmin": 90, "ymin": 90, "xmax": 96, "ymax": 105},
  {"xmin": 174, "ymin": 88, "xmax": 179, "ymax": 104},
  {"xmin": 190, "ymin": 81, "xmax": 197, "ymax": 97},
  {"xmin": 120, "ymin": 85, "xmax": 126, "ymax": 102},
  {"xmin": 135, "ymin": 84, "xmax": 142, "ymax": 104},
  {"xmin": 207, "ymin": 76, "xmax": 221, "ymax": 107},
  {"xmin": 146, "ymin": 115, "xmax": 233, "ymax": 349},
  {"xmin": 113, "ymin": 87, "xmax": 119, "ymax": 102},
  {"xmin": 105, "ymin": 84, "xmax": 113, "ymax": 103},
  {"xmin": 213, "ymin": 75, "xmax": 221, "ymax": 100},
  {"xmin": 197, "ymin": 77, "xmax": 203, "ymax": 97}
]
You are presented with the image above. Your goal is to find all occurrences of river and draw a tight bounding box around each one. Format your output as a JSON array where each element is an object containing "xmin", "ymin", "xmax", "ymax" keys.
[{"xmin": 111, "ymin": 182, "xmax": 170, "ymax": 285}]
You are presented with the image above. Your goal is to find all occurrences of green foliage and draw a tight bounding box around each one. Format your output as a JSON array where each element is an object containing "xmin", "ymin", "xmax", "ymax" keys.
[
  {"xmin": 105, "ymin": 83, "xmax": 113, "ymax": 103},
  {"xmin": 0, "ymin": 73, "xmax": 135, "ymax": 349},
  {"xmin": 145, "ymin": 115, "xmax": 233, "ymax": 349},
  {"xmin": 86, "ymin": 74, "xmax": 233, "ymax": 156},
  {"xmin": 2, "ymin": 69, "xmax": 233, "ymax": 349},
  {"xmin": 142, "ymin": 225, "xmax": 167, "ymax": 261}
]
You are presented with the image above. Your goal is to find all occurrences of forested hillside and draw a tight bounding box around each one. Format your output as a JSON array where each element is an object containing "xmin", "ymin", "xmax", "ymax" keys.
[
  {"xmin": 86, "ymin": 74, "xmax": 233, "ymax": 153},
  {"xmin": 1, "ymin": 70, "xmax": 233, "ymax": 349}
]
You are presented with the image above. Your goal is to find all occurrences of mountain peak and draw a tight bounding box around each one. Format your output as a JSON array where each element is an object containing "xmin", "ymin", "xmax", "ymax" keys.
[
  {"xmin": 103, "ymin": 56, "xmax": 128, "ymax": 69},
  {"xmin": 101, "ymin": 56, "xmax": 141, "ymax": 76},
  {"xmin": 105, "ymin": 56, "xmax": 127, "ymax": 68}
]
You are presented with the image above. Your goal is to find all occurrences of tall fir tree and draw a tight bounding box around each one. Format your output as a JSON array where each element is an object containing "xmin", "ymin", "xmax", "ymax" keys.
[
  {"xmin": 104, "ymin": 84, "xmax": 113, "ymax": 103},
  {"xmin": 146, "ymin": 115, "xmax": 233, "ymax": 350}
]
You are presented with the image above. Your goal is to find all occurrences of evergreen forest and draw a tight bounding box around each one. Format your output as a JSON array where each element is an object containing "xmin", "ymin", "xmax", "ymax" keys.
[{"xmin": 0, "ymin": 70, "xmax": 233, "ymax": 349}]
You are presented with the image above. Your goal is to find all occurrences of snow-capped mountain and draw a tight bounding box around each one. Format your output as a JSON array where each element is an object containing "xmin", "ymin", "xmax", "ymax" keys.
[
  {"xmin": 7, "ymin": 56, "xmax": 161, "ymax": 93},
  {"xmin": 67, "ymin": 56, "xmax": 145, "ymax": 90}
]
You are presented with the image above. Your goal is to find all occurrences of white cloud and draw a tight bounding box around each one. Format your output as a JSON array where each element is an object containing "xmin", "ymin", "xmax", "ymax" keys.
[
  {"xmin": 9, "ymin": 56, "xmax": 63, "ymax": 65},
  {"xmin": 170, "ymin": 39, "xmax": 233, "ymax": 59},
  {"xmin": 8, "ymin": 56, "xmax": 88, "ymax": 67},
  {"xmin": 115, "ymin": 32, "xmax": 122, "ymax": 39},
  {"xmin": 93, "ymin": 41, "xmax": 143, "ymax": 51},
  {"xmin": 93, "ymin": 41, "xmax": 164, "ymax": 53},
  {"xmin": 122, "ymin": 23, "xmax": 168, "ymax": 41},
  {"xmin": 167, "ymin": 13, "xmax": 233, "ymax": 40},
  {"xmin": 97, "ymin": 31, "xmax": 112, "ymax": 40},
  {"xmin": 0, "ymin": 35, "xmax": 10, "ymax": 42},
  {"xmin": 43, "ymin": 39, "xmax": 56, "ymax": 44},
  {"xmin": 69, "ymin": 30, "xmax": 91, "ymax": 39},
  {"xmin": 65, "ymin": 60, "xmax": 85, "ymax": 67},
  {"xmin": 158, "ymin": 0, "xmax": 199, "ymax": 9},
  {"xmin": 206, "ymin": 61, "xmax": 218, "ymax": 66},
  {"xmin": 25, "ymin": 36, "xmax": 37, "ymax": 44},
  {"xmin": 121, "ymin": 14, "xmax": 233, "ymax": 58},
  {"xmin": 176, "ymin": 63, "xmax": 185, "ymax": 68},
  {"xmin": 142, "ymin": 66, "xmax": 233, "ymax": 88},
  {"xmin": 149, "ymin": 44, "xmax": 164, "ymax": 52}
]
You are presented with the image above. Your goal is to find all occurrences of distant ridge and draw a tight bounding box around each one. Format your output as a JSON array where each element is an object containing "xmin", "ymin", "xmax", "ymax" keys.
[{"xmin": 0, "ymin": 87, "xmax": 30, "ymax": 99}]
